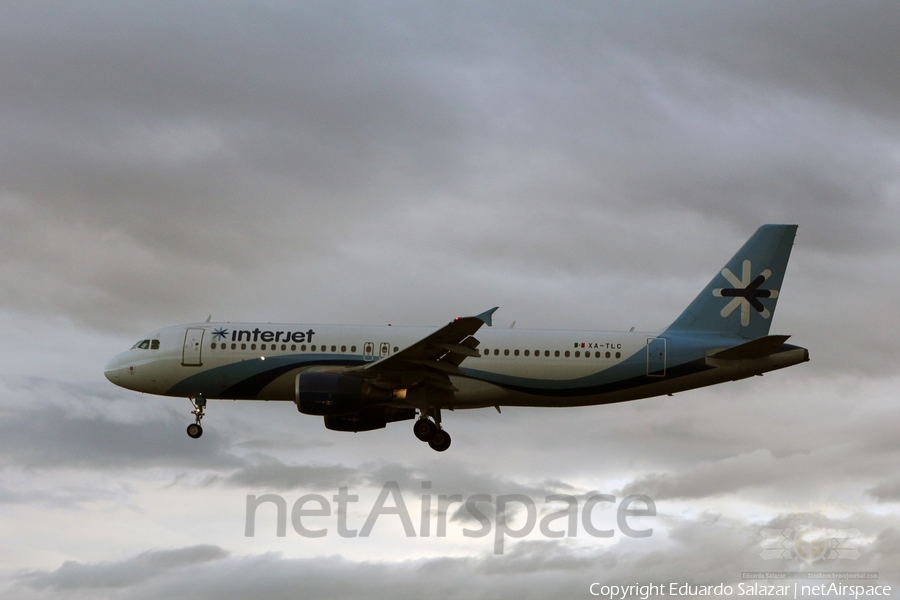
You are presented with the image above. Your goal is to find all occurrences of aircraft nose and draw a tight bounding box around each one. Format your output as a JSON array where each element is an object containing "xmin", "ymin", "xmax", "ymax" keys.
[{"xmin": 104, "ymin": 354, "xmax": 125, "ymax": 384}]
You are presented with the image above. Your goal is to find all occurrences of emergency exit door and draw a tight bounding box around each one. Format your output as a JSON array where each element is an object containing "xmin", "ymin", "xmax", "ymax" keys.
[{"xmin": 646, "ymin": 337, "xmax": 666, "ymax": 377}]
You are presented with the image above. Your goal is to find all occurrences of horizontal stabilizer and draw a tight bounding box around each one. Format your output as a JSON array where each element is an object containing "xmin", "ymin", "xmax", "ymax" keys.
[{"xmin": 707, "ymin": 335, "xmax": 791, "ymax": 360}]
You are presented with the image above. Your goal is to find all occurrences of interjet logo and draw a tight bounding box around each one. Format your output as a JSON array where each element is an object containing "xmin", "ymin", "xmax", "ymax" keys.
[
  {"xmin": 712, "ymin": 260, "xmax": 779, "ymax": 326},
  {"xmin": 207, "ymin": 327, "xmax": 315, "ymax": 343}
]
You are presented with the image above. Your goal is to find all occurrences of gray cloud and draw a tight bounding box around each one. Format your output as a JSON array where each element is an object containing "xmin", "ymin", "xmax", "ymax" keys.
[
  {"xmin": 14, "ymin": 512, "xmax": 899, "ymax": 600},
  {"xmin": 0, "ymin": 381, "xmax": 243, "ymax": 470},
  {"xmin": 866, "ymin": 478, "xmax": 900, "ymax": 503},
  {"xmin": 206, "ymin": 454, "xmax": 368, "ymax": 491},
  {"xmin": 17, "ymin": 545, "xmax": 229, "ymax": 591},
  {"xmin": 16, "ymin": 546, "xmax": 587, "ymax": 599}
]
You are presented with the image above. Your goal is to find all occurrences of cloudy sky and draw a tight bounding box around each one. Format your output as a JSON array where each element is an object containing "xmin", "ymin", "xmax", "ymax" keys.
[{"xmin": 1, "ymin": 1, "xmax": 899, "ymax": 598}]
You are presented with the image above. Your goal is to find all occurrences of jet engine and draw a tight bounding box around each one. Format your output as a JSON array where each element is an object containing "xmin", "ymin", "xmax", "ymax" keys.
[{"xmin": 295, "ymin": 372, "xmax": 390, "ymax": 416}]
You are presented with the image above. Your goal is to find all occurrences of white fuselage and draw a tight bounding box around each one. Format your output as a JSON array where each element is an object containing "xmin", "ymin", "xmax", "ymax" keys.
[{"xmin": 104, "ymin": 321, "xmax": 808, "ymax": 409}]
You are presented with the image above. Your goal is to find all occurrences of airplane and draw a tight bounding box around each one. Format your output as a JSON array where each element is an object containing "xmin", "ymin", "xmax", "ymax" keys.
[{"xmin": 104, "ymin": 224, "xmax": 808, "ymax": 452}]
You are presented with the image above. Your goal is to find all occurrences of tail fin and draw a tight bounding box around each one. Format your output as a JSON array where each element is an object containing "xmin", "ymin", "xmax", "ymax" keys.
[{"xmin": 666, "ymin": 224, "xmax": 798, "ymax": 339}]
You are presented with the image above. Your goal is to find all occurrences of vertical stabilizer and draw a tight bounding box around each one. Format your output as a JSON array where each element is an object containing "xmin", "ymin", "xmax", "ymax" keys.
[{"xmin": 666, "ymin": 224, "xmax": 797, "ymax": 339}]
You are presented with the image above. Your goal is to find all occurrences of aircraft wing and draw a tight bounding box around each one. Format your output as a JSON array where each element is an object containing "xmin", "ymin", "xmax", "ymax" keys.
[{"xmin": 351, "ymin": 307, "xmax": 498, "ymax": 395}]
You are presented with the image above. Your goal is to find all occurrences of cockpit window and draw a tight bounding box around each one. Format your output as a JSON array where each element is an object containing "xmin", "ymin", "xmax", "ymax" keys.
[{"xmin": 131, "ymin": 339, "xmax": 159, "ymax": 350}]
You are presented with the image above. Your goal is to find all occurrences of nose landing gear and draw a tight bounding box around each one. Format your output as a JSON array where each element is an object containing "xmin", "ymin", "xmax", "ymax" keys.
[{"xmin": 186, "ymin": 396, "xmax": 206, "ymax": 439}]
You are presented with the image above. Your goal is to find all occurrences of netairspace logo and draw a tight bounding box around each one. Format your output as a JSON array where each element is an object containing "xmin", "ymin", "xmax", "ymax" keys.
[
  {"xmin": 244, "ymin": 481, "xmax": 655, "ymax": 555},
  {"xmin": 759, "ymin": 523, "xmax": 863, "ymax": 563}
]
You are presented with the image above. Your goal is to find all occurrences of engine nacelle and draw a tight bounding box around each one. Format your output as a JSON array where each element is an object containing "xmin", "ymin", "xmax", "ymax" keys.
[
  {"xmin": 295, "ymin": 372, "xmax": 390, "ymax": 416},
  {"xmin": 324, "ymin": 407, "xmax": 416, "ymax": 432}
]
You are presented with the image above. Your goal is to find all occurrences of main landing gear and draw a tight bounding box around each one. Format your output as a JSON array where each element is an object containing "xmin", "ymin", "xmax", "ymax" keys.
[
  {"xmin": 186, "ymin": 395, "xmax": 206, "ymax": 439},
  {"xmin": 413, "ymin": 409, "xmax": 451, "ymax": 452}
]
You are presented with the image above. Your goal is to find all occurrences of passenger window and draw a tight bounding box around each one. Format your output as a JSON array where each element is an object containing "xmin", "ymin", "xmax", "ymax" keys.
[
  {"xmin": 554, "ymin": 350, "xmax": 560, "ymax": 357},
  {"xmin": 504, "ymin": 349, "xmax": 509, "ymax": 356},
  {"xmin": 524, "ymin": 350, "xmax": 530, "ymax": 356}
]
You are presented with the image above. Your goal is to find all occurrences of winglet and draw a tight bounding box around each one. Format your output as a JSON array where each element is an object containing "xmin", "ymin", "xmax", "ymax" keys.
[{"xmin": 475, "ymin": 307, "xmax": 499, "ymax": 327}]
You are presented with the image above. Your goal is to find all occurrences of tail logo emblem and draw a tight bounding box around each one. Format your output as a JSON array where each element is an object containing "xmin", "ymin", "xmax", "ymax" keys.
[{"xmin": 712, "ymin": 260, "xmax": 779, "ymax": 326}]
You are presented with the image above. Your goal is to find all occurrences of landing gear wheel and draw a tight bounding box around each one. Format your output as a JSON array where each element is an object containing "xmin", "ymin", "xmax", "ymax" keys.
[
  {"xmin": 187, "ymin": 395, "xmax": 206, "ymax": 439},
  {"xmin": 428, "ymin": 429, "xmax": 451, "ymax": 452},
  {"xmin": 413, "ymin": 418, "xmax": 437, "ymax": 442}
]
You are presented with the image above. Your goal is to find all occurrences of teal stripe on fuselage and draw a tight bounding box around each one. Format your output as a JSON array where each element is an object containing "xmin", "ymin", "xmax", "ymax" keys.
[{"xmin": 166, "ymin": 354, "xmax": 365, "ymax": 399}]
